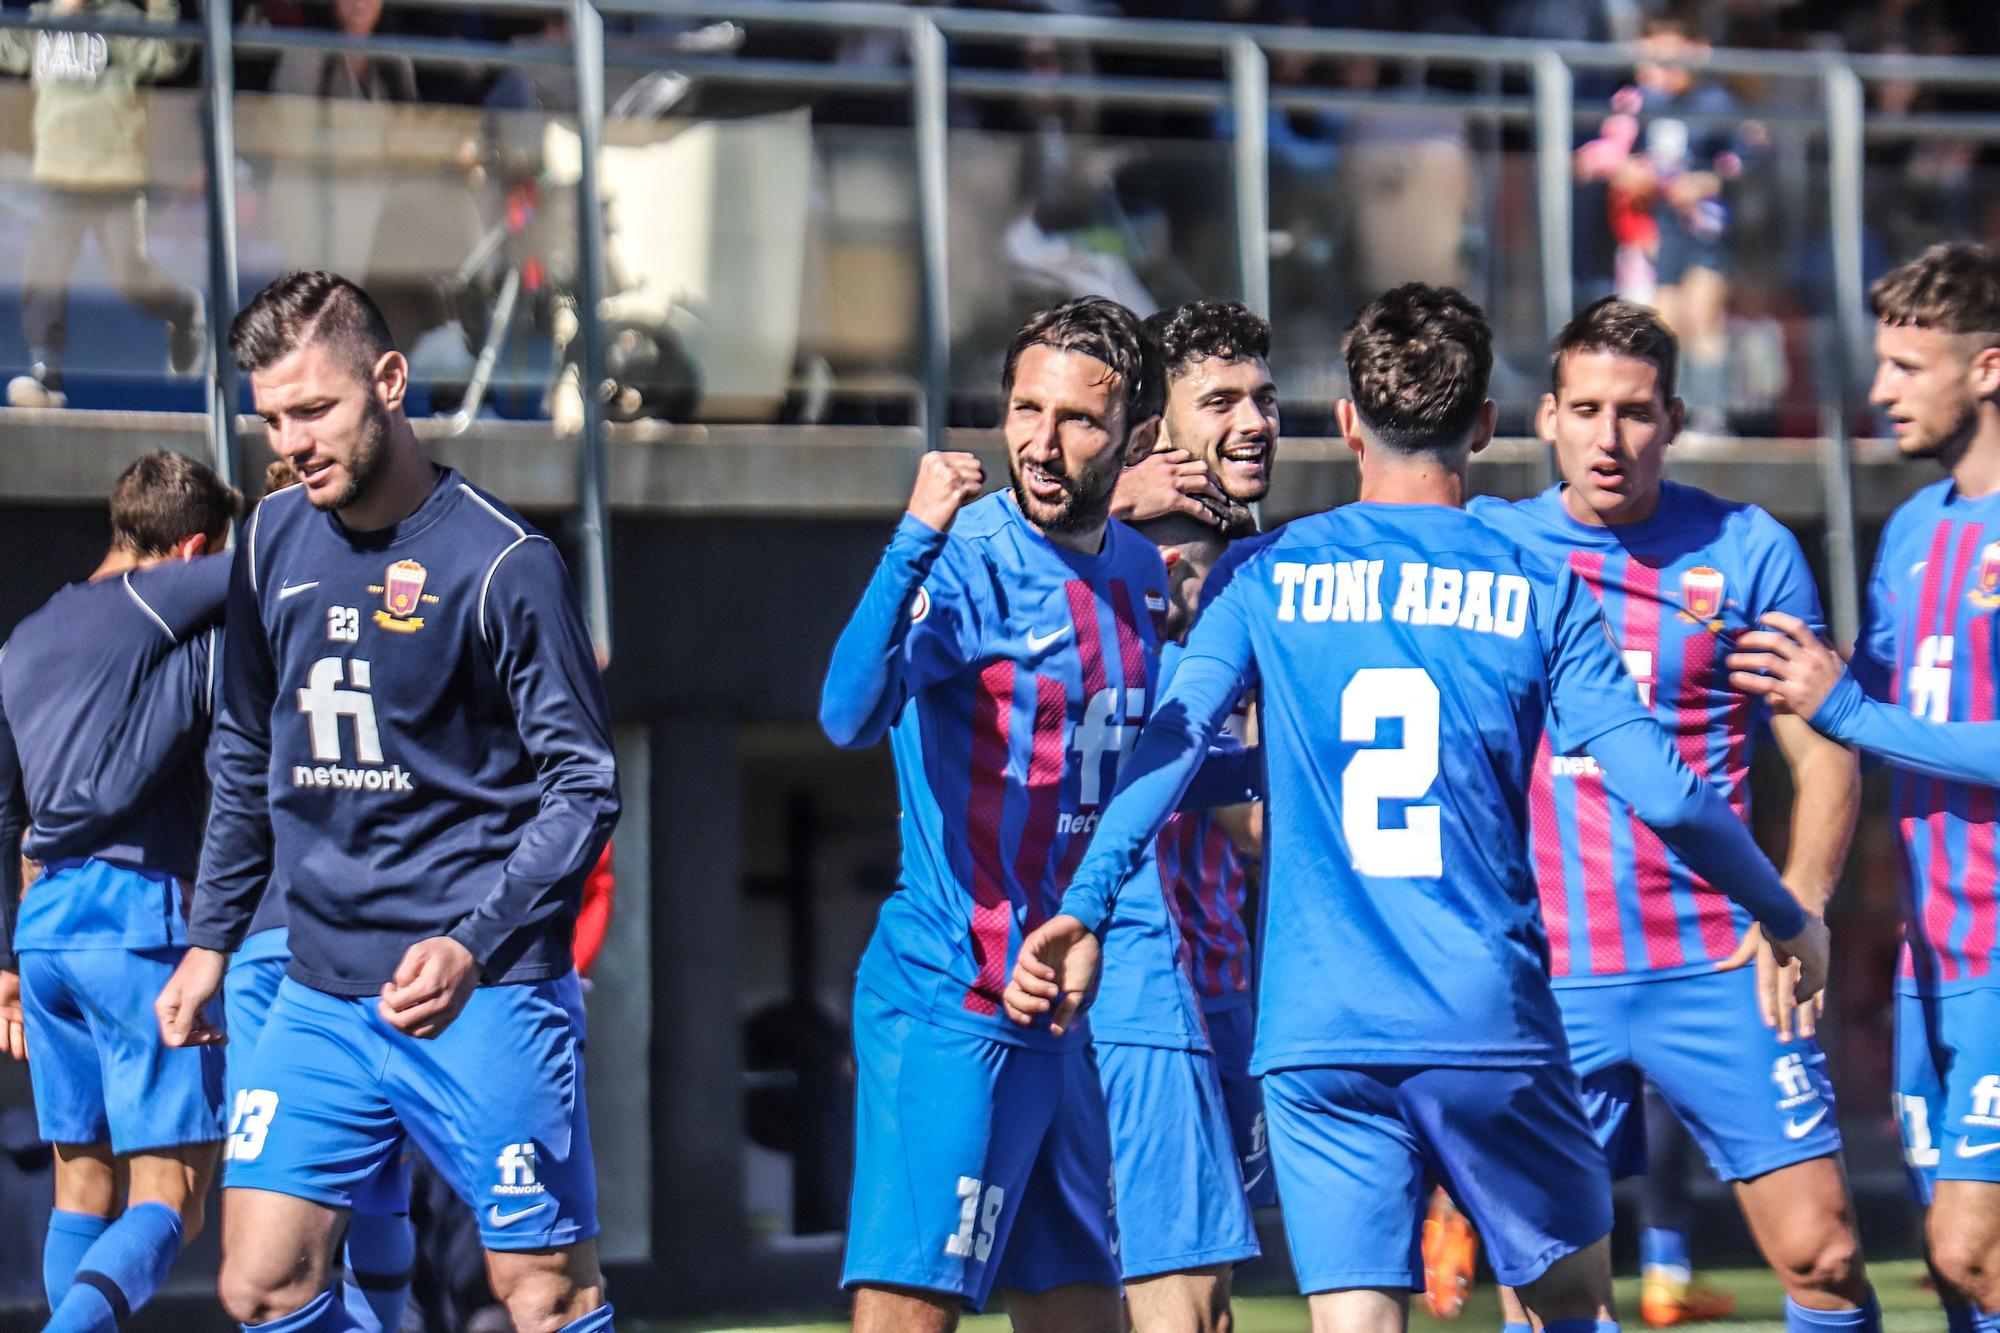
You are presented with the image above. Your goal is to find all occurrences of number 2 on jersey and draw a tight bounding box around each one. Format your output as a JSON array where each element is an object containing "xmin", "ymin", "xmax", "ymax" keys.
[{"xmin": 1340, "ymin": 668, "xmax": 1442, "ymax": 878}]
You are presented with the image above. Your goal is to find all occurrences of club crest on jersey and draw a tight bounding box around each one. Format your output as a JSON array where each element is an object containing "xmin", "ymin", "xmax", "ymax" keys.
[
  {"xmin": 1969, "ymin": 542, "xmax": 2000, "ymax": 609},
  {"xmin": 1677, "ymin": 565, "xmax": 1727, "ymax": 630},
  {"xmin": 1144, "ymin": 588, "xmax": 1169, "ymax": 640},
  {"xmin": 368, "ymin": 559, "xmax": 436, "ymax": 633}
]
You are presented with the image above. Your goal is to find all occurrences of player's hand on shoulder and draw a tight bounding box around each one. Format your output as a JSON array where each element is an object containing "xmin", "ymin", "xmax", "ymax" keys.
[
  {"xmin": 378, "ymin": 935, "xmax": 480, "ymax": 1040},
  {"xmin": 1726, "ymin": 613, "xmax": 1846, "ymax": 719},
  {"xmin": 1768, "ymin": 912, "xmax": 1831, "ymax": 1012},
  {"xmin": 0, "ymin": 969, "xmax": 24, "ymax": 1061},
  {"xmin": 906, "ymin": 451, "xmax": 986, "ymax": 534},
  {"xmin": 1110, "ymin": 448, "xmax": 1225, "ymax": 528},
  {"xmin": 1001, "ymin": 914, "xmax": 1100, "ymax": 1037},
  {"xmin": 155, "ymin": 947, "xmax": 228, "ymax": 1048}
]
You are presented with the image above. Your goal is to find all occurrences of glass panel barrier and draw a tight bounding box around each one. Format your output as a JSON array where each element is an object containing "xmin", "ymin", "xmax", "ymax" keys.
[{"xmin": 0, "ymin": 15, "xmax": 210, "ymax": 414}]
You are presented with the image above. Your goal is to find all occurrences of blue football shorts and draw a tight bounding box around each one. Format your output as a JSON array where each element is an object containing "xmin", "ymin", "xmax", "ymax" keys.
[
  {"xmin": 1096, "ymin": 1039, "xmax": 1259, "ymax": 1279},
  {"xmin": 1896, "ymin": 987, "xmax": 2000, "ymax": 1203},
  {"xmin": 1205, "ymin": 1002, "xmax": 1275, "ymax": 1209},
  {"xmin": 17, "ymin": 944, "xmax": 225, "ymax": 1152},
  {"xmin": 222, "ymin": 974, "xmax": 594, "ymax": 1250},
  {"xmin": 1558, "ymin": 965, "xmax": 1841, "ymax": 1183},
  {"xmin": 1263, "ymin": 1061, "xmax": 1612, "ymax": 1293},
  {"xmin": 842, "ymin": 984, "xmax": 1119, "ymax": 1311}
]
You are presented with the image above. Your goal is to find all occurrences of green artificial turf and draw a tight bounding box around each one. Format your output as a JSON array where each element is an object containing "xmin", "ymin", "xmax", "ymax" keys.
[{"xmin": 643, "ymin": 1256, "xmax": 1946, "ymax": 1332}]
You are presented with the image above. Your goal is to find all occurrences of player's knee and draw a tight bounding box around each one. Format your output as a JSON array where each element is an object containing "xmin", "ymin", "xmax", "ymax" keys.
[
  {"xmin": 1776, "ymin": 1227, "xmax": 1863, "ymax": 1297},
  {"xmin": 492, "ymin": 1268, "xmax": 603, "ymax": 1333},
  {"xmin": 1929, "ymin": 1226, "xmax": 2000, "ymax": 1306},
  {"xmin": 215, "ymin": 1263, "xmax": 318, "ymax": 1326}
]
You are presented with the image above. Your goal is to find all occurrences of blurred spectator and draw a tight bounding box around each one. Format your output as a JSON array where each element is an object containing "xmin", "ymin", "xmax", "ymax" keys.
[
  {"xmin": 1577, "ymin": 11, "xmax": 1753, "ymax": 432},
  {"xmin": 271, "ymin": 0, "xmax": 416, "ymax": 102},
  {"xmin": 1335, "ymin": 53, "xmax": 1477, "ymax": 298},
  {"xmin": 0, "ymin": 0, "xmax": 203, "ymax": 410},
  {"xmin": 998, "ymin": 37, "xmax": 1160, "ymax": 313}
]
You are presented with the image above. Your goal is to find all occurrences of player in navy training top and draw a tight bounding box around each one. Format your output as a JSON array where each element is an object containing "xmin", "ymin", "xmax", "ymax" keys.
[
  {"xmin": 0, "ymin": 451, "xmax": 238, "ymax": 1333},
  {"xmin": 1727, "ymin": 243, "xmax": 2000, "ymax": 1328},
  {"xmin": 28, "ymin": 557, "xmax": 417, "ymax": 1333},
  {"xmin": 1085, "ymin": 298, "xmax": 1277, "ymax": 1333},
  {"xmin": 824, "ymin": 298, "xmax": 1235, "ymax": 1333},
  {"xmin": 1005, "ymin": 286, "xmax": 1830, "ymax": 1333},
  {"xmin": 149, "ymin": 272, "xmax": 618, "ymax": 1333},
  {"xmin": 1469, "ymin": 299, "xmax": 1879, "ymax": 1333}
]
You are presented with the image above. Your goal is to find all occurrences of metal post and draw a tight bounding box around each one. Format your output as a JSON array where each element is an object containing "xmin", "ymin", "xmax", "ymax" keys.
[
  {"xmin": 1530, "ymin": 50, "xmax": 1574, "ymax": 492},
  {"xmin": 1228, "ymin": 35, "xmax": 1270, "ymax": 317},
  {"xmin": 910, "ymin": 14, "xmax": 951, "ymax": 453},
  {"xmin": 1532, "ymin": 50, "xmax": 1575, "ymax": 345},
  {"xmin": 1819, "ymin": 59, "xmax": 1865, "ymax": 645},
  {"xmin": 571, "ymin": 0, "xmax": 613, "ymax": 661},
  {"xmin": 201, "ymin": 0, "xmax": 240, "ymax": 497}
]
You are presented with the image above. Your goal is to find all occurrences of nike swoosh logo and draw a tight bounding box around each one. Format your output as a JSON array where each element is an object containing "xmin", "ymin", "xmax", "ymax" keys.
[
  {"xmin": 1957, "ymin": 1138, "xmax": 2000, "ymax": 1159},
  {"xmin": 1783, "ymin": 1108, "xmax": 1829, "ymax": 1140},
  {"xmin": 487, "ymin": 1203, "xmax": 547, "ymax": 1227},
  {"xmin": 1910, "ymin": 561, "xmax": 1929, "ymax": 578},
  {"xmin": 1241, "ymin": 1166, "xmax": 1269, "ymax": 1195},
  {"xmin": 277, "ymin": 581, "xmax": 319, "ymax": 600},
  {"xmin": 1026, "ymin": 627, "xmax": 1071, "ymax": 653}
]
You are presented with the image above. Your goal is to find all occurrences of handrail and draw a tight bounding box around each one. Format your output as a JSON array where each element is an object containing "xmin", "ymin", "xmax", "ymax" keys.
[{"xmin": 11, "ymin": 0, "xmax": 1998, "ymax": 654}]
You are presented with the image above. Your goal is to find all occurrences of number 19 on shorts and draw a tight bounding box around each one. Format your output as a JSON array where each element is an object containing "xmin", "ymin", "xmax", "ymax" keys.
[{"xmin": 944, "ymin": 1176, "xmax": 1004, "ymax": 1262}]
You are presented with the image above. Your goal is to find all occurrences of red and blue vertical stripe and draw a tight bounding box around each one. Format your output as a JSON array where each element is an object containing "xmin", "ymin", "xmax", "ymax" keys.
[
  {"xmin": 958, "ymin": 576, "xmax": 1157, "ymax": 1014},
  {"xmin": 1531, "ymin": 548, "xmax": 1754, "ymax": 981},
  {"xmin": 1891, "ymin": 516, "xmax": 2000, "ymax": 989},
  {"xmin": 1157, "ymin": 811, "xmax": 1253, "ymax": 1004}
]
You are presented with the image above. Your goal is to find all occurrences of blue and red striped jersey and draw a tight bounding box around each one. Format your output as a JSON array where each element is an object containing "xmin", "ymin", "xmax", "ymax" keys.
[
  {"xmin": 1470, "ymin": 483, "xmax": 1823, "ymax": 986},
  {"xmin": 822, "ymin": 493, "xmax": 1173, "ymax": 1049},
  {"xmin": 1161, "ymin": 810, "xmax": 1253, "ymax": 1009},
  {"xmin": 1851, "ymin": 479, "xmax": 2000, "ymax": 996}
]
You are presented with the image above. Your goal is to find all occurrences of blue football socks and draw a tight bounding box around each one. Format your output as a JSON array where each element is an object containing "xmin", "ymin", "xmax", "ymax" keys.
[
  {"xmin": 1545, "ymin": 1319, "xmax": 1613, "ymax": 1333},
  {"xmin": 1640, "ymin": 1225, "xmax": 1692, "ymax": 1278},
  {"xmin": 556, "ymin": 1304, "xmax": 616, "ymax": 1332},
  {"xmin": 42, "ymin": 1201, "xmax": 183, "ymax": 1333},
  {"xmin": 341, "ymin": 1211, "xmax": 415, "ymax": 1333},
  {"xmin": 41, "ymin": 1209, "xmax": 109, "ymax": 1309},
  {"xmin": 1785, "ymin": 1293, "xmax": 1882, "ymax": 1333}
]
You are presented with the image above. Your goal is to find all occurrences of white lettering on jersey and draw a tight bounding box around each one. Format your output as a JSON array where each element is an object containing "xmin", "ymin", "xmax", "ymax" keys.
[
  {"xmin": 1074, "ymin": 686, "xmax": 1145, "ymax": 807},
  {"xmin": 1278, "ymin": 563, "xmax": 1526, "ymax": 639},
  {"xmin": 1391, "ymin": 562, "xmax": 1431, "ymax": 625},
  {"xmin": 1911, "ymin": 634, "xmax": 1954, "ymax": 723},
  {"xmin": 297, "ymin": 657, "xmax": 381, "ymax": 763}
]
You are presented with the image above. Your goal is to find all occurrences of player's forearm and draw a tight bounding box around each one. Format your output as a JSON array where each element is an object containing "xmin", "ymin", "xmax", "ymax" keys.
[
  {"xmin": 1776, "ymin": 719, "xmax": 1859, "ymax": 912},
  {"xmin": 1178, "ymin": 745, "xmax": 1262, "ymax": 812},
  {"xmin": 447, "ymin": 762, "xmax": 620, "ymax": 969},
  {"xmin": 1059, "ymin": 650, "xmax": 1244, "ymax": 933},
  {"xmin": 1813, "ymin": 672, "xmax": 2000, "ymax": 787},
  {"xmin": 1590, "ymin": 716, "xmax": 1807, "ymax": 940},
  {"xmin": 820, "ymin": 514, "xmax": 950, "ymax": 749}
]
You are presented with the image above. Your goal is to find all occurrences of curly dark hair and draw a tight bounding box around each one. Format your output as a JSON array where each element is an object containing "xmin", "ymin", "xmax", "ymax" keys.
[
  {"xmin": 229, "ymin": 270, "xmax": 397, "ymax": 378},
  {"xmin": 1002, "ymin": 296, "xmax": 1165, "ymax": 431},
  {"xmin": 1342, "ymin": 283, "xmax": 1493, "ymax": 453},
  {"xmin": 1144, "ymin": 299, "xmax": 1273, "ymax": 382},
  {"xmin": 1870, "ymin": 242, "xmax": 2000, "ymax": 344},
  {"xmin": 1551, "ymin": 297, "xmax": 1680, "ymax": 400}
]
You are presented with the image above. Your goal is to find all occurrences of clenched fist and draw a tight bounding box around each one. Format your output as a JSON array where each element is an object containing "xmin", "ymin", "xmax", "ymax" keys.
[{"xmin": 907, "ymin": 451, "xmax": 985, "ymax": 534}]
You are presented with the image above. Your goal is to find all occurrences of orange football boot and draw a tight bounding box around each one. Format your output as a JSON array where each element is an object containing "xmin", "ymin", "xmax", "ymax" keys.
[
  {"xmin": 1421, "ymin": 1187, "xmax": 1478, "ymax": 1319},
  {"xmin": 1640, "ymin": 1269, "xmax": 1737, "ymax": 1327}
]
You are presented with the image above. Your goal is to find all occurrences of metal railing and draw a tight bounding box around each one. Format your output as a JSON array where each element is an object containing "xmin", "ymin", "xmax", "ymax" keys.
[{"xmin": 7, "ymin": 2, "xmax": 2000, "ymax": 646}]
